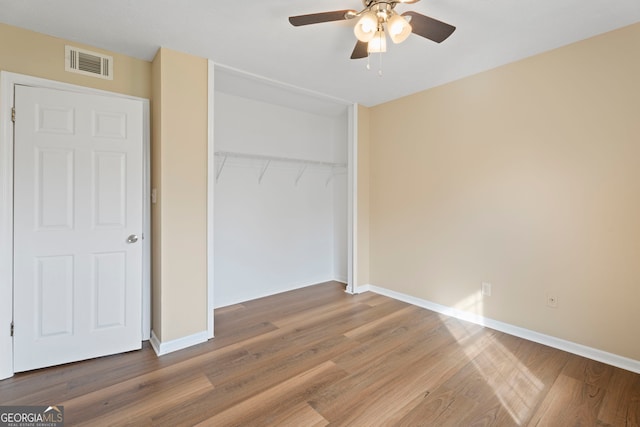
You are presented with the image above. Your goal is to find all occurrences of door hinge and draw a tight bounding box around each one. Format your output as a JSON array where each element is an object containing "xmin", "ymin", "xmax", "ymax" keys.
[
  {"xmin": 11, "ymin": 107, "xmax": 16, "ymax": 123},
  {"xmin": 10, "ymin": 322, "xmax": 14, "ymax": 337}
]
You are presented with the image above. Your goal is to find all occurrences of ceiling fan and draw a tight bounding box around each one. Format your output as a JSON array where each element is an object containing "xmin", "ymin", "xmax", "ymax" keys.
[{"xmin": 288, "ymin": 0, "xmax": 456, "ymax": 59}]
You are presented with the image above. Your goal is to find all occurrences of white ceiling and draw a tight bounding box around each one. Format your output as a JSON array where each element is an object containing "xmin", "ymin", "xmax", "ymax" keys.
[{"xmin": 1, "ymin": 0, "xmax": 639, "ymax": 107}]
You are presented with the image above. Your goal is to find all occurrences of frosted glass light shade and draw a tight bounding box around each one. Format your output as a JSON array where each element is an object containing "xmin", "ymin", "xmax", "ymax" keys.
[
  {"xmin": 387, "ymin": 14, "xmax": 412, "ymax": 44},
  {"xmin": 367, "ymin": 30, "xmax": 387, "ymax": 53},
  {"xmin": 354, "ymin": 12, "xmax": 378, "ymax": 42}
]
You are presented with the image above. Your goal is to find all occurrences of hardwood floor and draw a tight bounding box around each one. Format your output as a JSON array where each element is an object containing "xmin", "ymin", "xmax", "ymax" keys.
[{"xmin": 1, "ymin": 281, "xmax": 639, "ymax": 426}]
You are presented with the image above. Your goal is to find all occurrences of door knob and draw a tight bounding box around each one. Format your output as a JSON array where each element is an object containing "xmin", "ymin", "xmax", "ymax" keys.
[{"xmin": 127, "ymin": 234, "xmax": 139, "ymax": 244}]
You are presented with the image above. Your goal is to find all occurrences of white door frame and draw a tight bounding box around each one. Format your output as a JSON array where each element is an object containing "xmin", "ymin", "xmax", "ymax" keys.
[
  {"xmin": 207, "ymin": 62, "xmax": 215, "ymax": 338},
  {"xmin": 346, "ymin": 103, "xmax": 358, "ymax": 294},
  {"xmin": 0, "ymin": 71, "xmax": 151, "ymax": 380}
]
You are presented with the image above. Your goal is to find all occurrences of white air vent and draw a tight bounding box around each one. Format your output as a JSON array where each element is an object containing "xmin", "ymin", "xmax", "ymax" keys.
[{"xmin": 65, "ymin": 45, "xmax": 113, "ymax": 80}]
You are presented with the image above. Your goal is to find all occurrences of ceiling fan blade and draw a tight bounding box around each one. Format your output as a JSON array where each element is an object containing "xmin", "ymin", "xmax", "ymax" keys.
[
  {"xmin": 289, "ymin": 10, "xmax": 356, "ymax": 26},
  {"xmin": 350, "ymin": 41, "xmax": 368, "ymax": 59},
  {"xmin": 402, "ymin": 11, "xmax": 456, "ymax": 43}
]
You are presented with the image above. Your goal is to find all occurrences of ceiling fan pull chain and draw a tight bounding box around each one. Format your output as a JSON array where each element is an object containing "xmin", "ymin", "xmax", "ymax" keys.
[{"xmin": 365, "ymin": 52, "xmax": 383, "ymax": 76}]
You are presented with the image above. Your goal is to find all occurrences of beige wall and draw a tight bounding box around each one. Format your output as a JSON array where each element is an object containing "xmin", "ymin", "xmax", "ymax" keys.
[
  {"xmin": 151, "ymin": 48, "xmax": 208, "ymax": 342},
  {"xmin": 368, "ymin": 22, "xmax": 640, "ymax": 361},
  {"xmin": 357, "ymin": 105, "xmax": 371, "ymax": 286},
  {"xmin": 0, "ymin": 23, "xmax": 150, "ymax": 99}
]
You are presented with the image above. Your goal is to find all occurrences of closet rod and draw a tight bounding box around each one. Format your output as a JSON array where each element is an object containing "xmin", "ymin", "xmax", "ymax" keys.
[{"xmin": 214, "ymin": 151, "xmax": 347, "ymax": 168}]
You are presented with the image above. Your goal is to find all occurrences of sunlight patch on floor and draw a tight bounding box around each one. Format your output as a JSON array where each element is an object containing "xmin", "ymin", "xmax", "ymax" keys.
[{"xmin": 445, "ymin": 291, "xmax": 545, "ymax": 425}]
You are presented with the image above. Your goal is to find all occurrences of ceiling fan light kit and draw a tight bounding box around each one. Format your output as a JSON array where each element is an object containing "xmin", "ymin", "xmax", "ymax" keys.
[
  {"xmin": 387, "ymin": 13, "xmax": 412, "ymax": 43},
  {"xmin": 368, "ymin": 29, "xmax": 387, "ymax": 53},
  {"xmin": 289, "ymin": 0, "xmax": 456, "ymax": 63},
  {"xmin": 354, "ymin": 11, "xmax": 378, "ymax": 42}
]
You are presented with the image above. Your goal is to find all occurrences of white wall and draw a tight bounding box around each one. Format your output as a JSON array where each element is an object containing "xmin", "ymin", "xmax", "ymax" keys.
[{"xmin": 214, "ymin": 91, "xmax": 347, "ymax": 308}]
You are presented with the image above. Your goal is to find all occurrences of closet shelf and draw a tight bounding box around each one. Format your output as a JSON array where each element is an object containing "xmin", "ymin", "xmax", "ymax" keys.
[{"xmin": 214, "ymin": 151, "xmax": 347, "ymax": 184}]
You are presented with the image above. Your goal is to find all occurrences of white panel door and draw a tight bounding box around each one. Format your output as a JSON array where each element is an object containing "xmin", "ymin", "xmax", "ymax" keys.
[{"xmin": 13, "ymin": 85, "xmax": 143, "ymax": 372}]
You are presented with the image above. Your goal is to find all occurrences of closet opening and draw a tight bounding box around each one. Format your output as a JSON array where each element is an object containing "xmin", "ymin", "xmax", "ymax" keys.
[{"xmin": 211, "ymin": 65, "xmax": 355, "ymax": 310}]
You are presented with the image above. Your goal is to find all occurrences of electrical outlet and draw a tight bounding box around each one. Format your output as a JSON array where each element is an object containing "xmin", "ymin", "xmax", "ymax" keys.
[
  {"xmin": 481, "ymin": 282, "xmax": 492, "ymax": 297},
  {"xmin": 546, "ymin": 293, "xmax": 558, "ymax": 308}
]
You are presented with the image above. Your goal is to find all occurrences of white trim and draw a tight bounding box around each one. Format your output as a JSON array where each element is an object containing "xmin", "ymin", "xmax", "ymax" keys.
[
  {"xmin": 346, "ymin": 104, "xmax": 358, "ymax": 295},
  {"xmin": 0, "ymin": 71, "xmax": 151, "ymax": 380},
  {"xmin": 354, "ymin": 284, "xmax": 371, "ymax": 294},
  {"xmin": 207, "ymin": 60, "xmax": 215, "ymax": 339},
  {"xmin": 364, "ymin": 284, "xmax": 640, "ymax": 374},
  {"xmin": 141, "ymin": 93, "xmax": 151, "ymax": 342},
  {"xmin": 0, "ymin": 73, "xmax": 15, "ymax": 380},
  {"xmin": 213, "ymin": 63, "xmax": 352, "ymax": 107},
  {"xmin": 150, "ymin": 330, "xmax": 208, "ymax": 357}
]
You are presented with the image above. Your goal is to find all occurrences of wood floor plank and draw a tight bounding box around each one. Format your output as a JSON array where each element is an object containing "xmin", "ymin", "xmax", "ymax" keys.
[
  {"xmin": 193, "ymin": 361, "xmax": 345, "ymax": 427},
  {"xmin": 360, "ymin": 330, "xmax": 503, "ymax": 423},
  {"xmin": 333, "ymin": 306, "xmax": 451, "ymax": 374},
  {"xmin": 311, "ymin": 322, "xmax": 498, "ymax": 424},
  {"xmin": 253, "ymin": 402, "xmax": 328, "ymax": 427},
  {"xmin": 525, "ymin": 355, "xmax": 613, "ymax": 426},
  {"xmin": 597, "ymin": 365, "xmax": 640, "ymax": 426},
  {"xmin": 2, "ymin": 281, "xmax": 639, "ymax": 426},
  {"xmin": 214, "ymin": 303, "xmax": 245, "ymax": 315},
  {"xmin": 394, "ymin": 385, "xmax": 480, "ymax": 426},
  {"xmin": 469, "ymin": 335, "xmax": 571, "ymax": 426},
  {"xmin": 342, "ymin": 304, "xmax": 423, "ymax": 339},
  {"xmin": 320, "ymin": 345, "xmax": 474, "ymax": 426},
  {"xmin": 527, "ymin": 373, "xmax": 606, "ymax": 426},
  {"xmin": 70, "ymin": 374, "xmax": 213, "ymax": 426},
  {"xmin": 206, "ymin": 334, "xmax": 356, "ymax": 412},
  {"xmin": 562, "ymin": 354, "xmax": 615, "ymax": 389},
  {"xmin": 215, "ymin": 282, "xmax": 345, "ymax": 329}
]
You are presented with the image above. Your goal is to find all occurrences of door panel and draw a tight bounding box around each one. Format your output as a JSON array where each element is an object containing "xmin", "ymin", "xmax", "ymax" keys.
[
  {"xmin": 94, "ymin": 151, "xmax": 126, "ymax": 228},
  {"xmin": 93, "ymin": 251, "xmax": 127, "ymax": 329},
  {"xmin": 13, "ymin": 85, "xmax": 144, "ymax": 372},
  {"xmin": 36, "ymin": 148, "xmax": 74, "ymax": 230},
  {"xmin": 36, "ymin": 255, "xmax": 74, "ymax": 337}
]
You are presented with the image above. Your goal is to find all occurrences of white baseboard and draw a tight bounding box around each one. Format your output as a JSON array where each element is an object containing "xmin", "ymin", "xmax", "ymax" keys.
[
  {"xmin": 354, "ymin": 284, "xmax": 371, "ymax": 293},
  {"xmin": 150, "ymin": 330, "xmax": 208, "ymax": 357},
  {"xmin": 334, "ymin": 276, "xmax": 348, "ymax": 284},
  {"xmin": 361, "ymin": 284, "xmax": 640, "ymax": 374}
]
